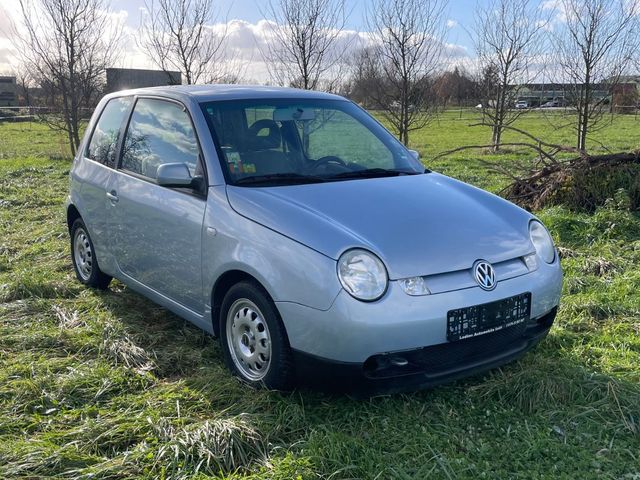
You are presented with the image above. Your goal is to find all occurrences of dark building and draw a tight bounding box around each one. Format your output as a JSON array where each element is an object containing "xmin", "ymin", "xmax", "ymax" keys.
[
  {"xmin": 0, "ymin": 76, "xmax": 18, "ymax": 107},
  {"xmin": 611, "ymin": 77, "xmax": 640, "ymax": 110},
  {"xmin": 106, "ymin": 68, "xmax": 182, "ymax": 93}
]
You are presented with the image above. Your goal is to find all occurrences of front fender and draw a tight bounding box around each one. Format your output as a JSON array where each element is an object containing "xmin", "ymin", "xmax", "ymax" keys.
[{"xmin": 202, "ymin": 186, "xmax": 342, "ymax": 311}]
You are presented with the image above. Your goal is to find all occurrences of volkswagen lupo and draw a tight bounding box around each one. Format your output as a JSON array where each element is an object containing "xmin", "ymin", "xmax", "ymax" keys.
[{"xmin": 67, "ymin": 85, "xmax": 562, "ymax": 393}]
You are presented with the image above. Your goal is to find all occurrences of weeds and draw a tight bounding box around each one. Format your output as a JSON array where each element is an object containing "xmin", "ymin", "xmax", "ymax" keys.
[
  {"xmin": 154, "ymin": 416, "xmax": 267, "ymax": 477},
  {"xmin": 102, "ymin": 322, "xmax": 157, "ymax": 374}
]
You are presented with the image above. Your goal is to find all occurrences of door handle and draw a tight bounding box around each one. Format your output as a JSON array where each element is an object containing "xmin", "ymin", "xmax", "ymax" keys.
[{"xmin": 106, "ymin": 191, "xmax": 119, "ymax": 203}]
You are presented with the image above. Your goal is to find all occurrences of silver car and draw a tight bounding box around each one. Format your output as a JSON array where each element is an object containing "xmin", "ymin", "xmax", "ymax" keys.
[{"xmin": 67, "ymin": 85, "xmax": 562, "ymax": 393}]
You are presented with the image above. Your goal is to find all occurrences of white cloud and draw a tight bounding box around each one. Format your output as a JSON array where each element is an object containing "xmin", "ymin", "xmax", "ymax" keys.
[
  {"xmin": 0, "ymin": 4, "xmax": 471, "ymax": 82},
  {"xmin": 0, "ymin": 4, "xmax": 12, "ymax": 35},
  {"xmin": 541, "ymin": 0, "xmax": 566, "ymax": 24},
  {"xmin": 0, "ymin": 1, "xmax": 132, "ymax": 75},
  {"xmin": 0, "ymin": 46, "xmax": 12, "ymax": 64},
  {"xmin": 0, "ymin": 0, "xmax": 19, "ymax": 73},
  {"xmin": 446, "ymin": 19, "xmax": 458, "ymax": 29}
]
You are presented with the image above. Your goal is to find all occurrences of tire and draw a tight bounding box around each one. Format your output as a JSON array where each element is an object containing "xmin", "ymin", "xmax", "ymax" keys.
[
  {"xmin": 220, "ymin": 281, "xmax": 295, "ymax": 390},
  {"xmin": 70, "ymin": 218, "xmax": 112, "ymax": 290}
]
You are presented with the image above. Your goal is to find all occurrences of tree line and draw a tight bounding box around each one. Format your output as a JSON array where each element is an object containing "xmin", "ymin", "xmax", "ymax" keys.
[{"xmin": 8, "ymin": 0, "xmax": 640, "ymax": 156}]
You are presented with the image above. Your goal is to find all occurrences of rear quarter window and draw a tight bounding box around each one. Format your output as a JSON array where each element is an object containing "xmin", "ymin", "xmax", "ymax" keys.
[{"xmin": 86, "ymin": 97, "xmax": 133, "ymax": 168}]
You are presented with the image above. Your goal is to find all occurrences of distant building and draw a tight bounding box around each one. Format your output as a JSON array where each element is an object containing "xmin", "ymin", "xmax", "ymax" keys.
[
  {"xmin": 611, "ymin": 77, "xmax": 640, "ymax": 109},
  {"xmin": 0, "ymin": 76, "xmax": 18, "ymax": 107},
  {"xmin": 515, "ymin": 82, "xmax": 640, "ymax": 108},
  {"xmin": 516, "ymin": 84, "xmax": 584, "ymax": 107},
  {"xmin": 106, "ymin": 68, "xmax": 182, "ymax": 93}
]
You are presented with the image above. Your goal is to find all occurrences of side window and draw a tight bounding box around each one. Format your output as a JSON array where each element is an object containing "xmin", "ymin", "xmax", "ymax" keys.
[
  {"xmin": 121, "ymin": 98, "xmax": 200, "ymax": 180},
  {"xmin": 86, "ymin": 96, "xmax": 132, "ymax": 168}
]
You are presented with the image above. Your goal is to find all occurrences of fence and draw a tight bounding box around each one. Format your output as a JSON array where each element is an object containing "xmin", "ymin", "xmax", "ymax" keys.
[
  {"xmin": 434, "ymin": 106, "xmax": 640, "ymax": 124},
  {"xmin": 0, "ymin": 106, "xmax": 94, "ymax": 123}
]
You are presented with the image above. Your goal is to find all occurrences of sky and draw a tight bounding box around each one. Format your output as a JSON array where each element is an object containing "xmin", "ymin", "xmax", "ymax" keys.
[
  {"xmin": 0, "ymin": 0, "xmax": 530, "ymax": 80},
  {"xmin": 106, "ymin": 0, "xmax": 477, "ymax": 44},
  {"xmin": 132, "ymin": 0, "xmax": 479, "ymax": 64}
]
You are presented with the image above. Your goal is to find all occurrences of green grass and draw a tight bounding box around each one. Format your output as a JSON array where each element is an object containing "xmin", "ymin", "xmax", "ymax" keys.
[{"xmin": 0, "ymin": 116, "xmax": 639, "ymax": 479}]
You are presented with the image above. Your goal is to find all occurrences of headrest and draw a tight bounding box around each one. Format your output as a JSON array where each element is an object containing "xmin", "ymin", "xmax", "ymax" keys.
[{"xmin": 247, "ymin": 119, "xmax": 281, "ymax": 151}]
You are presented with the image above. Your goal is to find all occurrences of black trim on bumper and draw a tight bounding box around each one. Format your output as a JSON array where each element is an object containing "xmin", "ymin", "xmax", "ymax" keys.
[{"xmin": 293, "ymin": 307, "xmax": 557, "ymax": 395}]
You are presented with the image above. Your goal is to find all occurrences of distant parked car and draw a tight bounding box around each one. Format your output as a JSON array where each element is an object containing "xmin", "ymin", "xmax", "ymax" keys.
[
  {"xmin": 541, "ymin": 100, "xmax": 559, "ymax": 108},
  {"xmin": 390, "ymin": 100, "xmax": 416, "ymax": 111},
  {"xmin": 515, "ymin": 100, "xmax": 529, "ymax": 109},
  {"xmin": 66, "ymin": 85, "xmax": 562, "ymax": 393}
]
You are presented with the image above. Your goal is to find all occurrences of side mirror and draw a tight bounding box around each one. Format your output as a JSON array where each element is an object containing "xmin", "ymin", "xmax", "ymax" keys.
[
  {"xmin": 408, "ymin": 149, "xmax": 420, "ymax": 161},
  {"xmin": 157, "ymin": 162, "xmax": 194, "ymax": 188}
]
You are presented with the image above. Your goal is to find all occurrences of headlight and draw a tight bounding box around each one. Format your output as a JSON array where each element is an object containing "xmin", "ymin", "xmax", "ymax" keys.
[
  {"xmin": 529, "ymin": 220, "xmax": 555, "ymax": 264},
  {"xmin": 337, "ymin": 249, "xmax": 388, "ymax": 301}
]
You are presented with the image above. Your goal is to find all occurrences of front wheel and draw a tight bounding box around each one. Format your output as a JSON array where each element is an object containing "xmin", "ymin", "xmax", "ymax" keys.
[
  {"xmin": 70, "ymin": 218, "xmax": 112, "ymax": 289},
  {"xmin": 220, "ymin": 282, "xmax": 294, "ymax": 390}
]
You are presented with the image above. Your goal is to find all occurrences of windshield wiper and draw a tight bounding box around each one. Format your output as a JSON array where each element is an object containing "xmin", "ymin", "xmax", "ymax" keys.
[
  {"xmin": 234, "ymin": 173, "xmax": 326, "ymax": 186},
  {"xmin": 327, "ymin": 168, "xmax": 423, "ymax": 180}
]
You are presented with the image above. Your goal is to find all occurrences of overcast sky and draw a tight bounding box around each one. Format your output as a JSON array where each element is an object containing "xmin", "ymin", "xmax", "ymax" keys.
[{"xmin": 0, "ymin": 0, "xmax": 547, "ymax": 80}]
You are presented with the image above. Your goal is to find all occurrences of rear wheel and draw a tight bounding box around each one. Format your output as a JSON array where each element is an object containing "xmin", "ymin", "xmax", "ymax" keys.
[
  {"xmin": 70, "ymin": 218, "xmax": 112, "ymax": 289},
  {"xmin": 220, "ymin": 281, "xmax": 294, "ymax": 390}
]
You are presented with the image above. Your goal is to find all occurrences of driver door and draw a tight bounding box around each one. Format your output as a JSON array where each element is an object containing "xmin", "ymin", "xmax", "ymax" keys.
[{"xmin": 111, "ymin": 97, "xmax": 206, "ymax": 313}]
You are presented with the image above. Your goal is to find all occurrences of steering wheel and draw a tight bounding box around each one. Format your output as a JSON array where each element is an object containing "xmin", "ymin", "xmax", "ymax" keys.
[{"xmin": 310, "ymin": 156, "xmax": 347, "ymax": 171}]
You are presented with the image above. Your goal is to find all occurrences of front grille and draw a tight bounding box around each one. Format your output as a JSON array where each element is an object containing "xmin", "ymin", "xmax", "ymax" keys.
[{"xmin": 411, "ymin": 322, "xmax": 527, "ymax": 372}]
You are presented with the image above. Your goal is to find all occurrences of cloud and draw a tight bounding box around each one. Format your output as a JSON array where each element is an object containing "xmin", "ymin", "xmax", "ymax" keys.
[
  {"xmin": 0, "ymin": 5, "xmax": 471, "ymax": 81},
  {"xmin": 190, "ymin": 19, "xmax": 373, "ymax": 82},
  {"xmin": 446, "ymin": 19, "xmax": 458, "ymax": 29},
  {"xmin": 444, "ymin": 42, "xmax": 468, "ymax": 59},
  {"xmin": 0, "ymin": 1, "xmax": 18, "ymax": 73},
  {"xmin": 0, "ymin": 0, "xmax": 21, "ymax": 36},
  {"xmin": 540, "ymin": 0, "xmax": 566, "ymax": 24},
  {"xmin": 0, "ymin": 46, "xmax": 12, "ymax": 64},
  {"xmin": 0, "ymin": 6, "xmax": 12, "ymax": 36}
]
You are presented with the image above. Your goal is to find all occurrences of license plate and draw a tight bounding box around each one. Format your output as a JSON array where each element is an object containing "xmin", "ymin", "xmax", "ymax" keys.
[{"xmin": 447, "ymin": 293, "xmax": 531, "ymax": 342}]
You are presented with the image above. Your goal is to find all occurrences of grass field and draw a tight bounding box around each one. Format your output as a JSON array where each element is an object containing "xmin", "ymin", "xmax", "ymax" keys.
[{"xmin": 0, "ymin": 111, "xmax": 639, "ymax": 479}]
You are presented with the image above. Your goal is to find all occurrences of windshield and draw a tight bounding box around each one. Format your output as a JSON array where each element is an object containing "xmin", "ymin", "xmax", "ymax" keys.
[{"xmin": 200, "ymin": 99, "xmax": 424, "ymax": 186}]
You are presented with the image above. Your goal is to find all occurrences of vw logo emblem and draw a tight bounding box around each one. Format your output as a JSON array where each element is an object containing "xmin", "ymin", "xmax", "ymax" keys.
[{"xmin": 473, "ymin": 260, "xmax": 496, "ymax": 291}]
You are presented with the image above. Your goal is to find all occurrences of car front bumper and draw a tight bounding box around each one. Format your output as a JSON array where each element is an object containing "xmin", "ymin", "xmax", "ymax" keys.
[
  {"xmin": 275, "ymin": 257, "xmax": 562, "ymax": 390},
  {"xmin": 292, "ymin": 307, "xmax": 556, "ymax": 394}
]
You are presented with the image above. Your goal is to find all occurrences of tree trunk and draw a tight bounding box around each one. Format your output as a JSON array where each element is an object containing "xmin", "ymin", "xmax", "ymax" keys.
[
  {"xmin": 577, "ymin": 114, "xmax": 588, "ymax": 151},
  {"xmin": 577, "ymin": 71, "xmax": 591, "ymax": 151},
  {"xmin": 492, "ymin": 73, "xmax": 510, "ymax": 152},
  {"xmin": 60, "ymin": 83, "xmax": 76, "ymax": 157},
  {"xmin": 492, "ymin": 125, "xmax": 502, "ymax": 152},
  {"xmin": 401, "ymin": 72, "xmax": 410, "ymax": 145},
  {"xmin": 491, "ymin": 89, "xmax": 503, "ymax": 152}
]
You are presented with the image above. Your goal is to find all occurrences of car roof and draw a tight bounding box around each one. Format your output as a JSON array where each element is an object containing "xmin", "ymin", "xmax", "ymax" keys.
[{"xmin": 106, "ymin": 84, "xmax": 348, "ymax": 103}]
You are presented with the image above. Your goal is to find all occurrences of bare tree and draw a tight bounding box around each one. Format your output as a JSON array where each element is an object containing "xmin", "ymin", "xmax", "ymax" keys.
[
  {"xmin": 365, "ymin": 0, "xmax": 448, "ymax": 146},
  {"xmin": 343, "ymin": 45, "xmax": 382, "ymax": 107},
  {"xmin": 139, "ymin": 0, "xmax": 229, "ymax": 84},
  {"xmin": 13, "ymin": 67, "xmax": 33, "ymax": 106},
  {"xmin": 550, "ymin": 0, "xmax": 639, "ymax": 151},
  {"xmin": 261, "ymin": 0, "xmax": 349, "ymax": 90},
  {"xmin": 474, "ymin": 0, "xmax": 547, "ymax": 152},
  {"xmin": 15, "ymin": 0, "xmax": 122, "ymax": 156}
]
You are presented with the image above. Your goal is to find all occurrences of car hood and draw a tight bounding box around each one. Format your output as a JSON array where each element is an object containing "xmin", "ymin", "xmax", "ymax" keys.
[{"xmin": 226, "ymin": 172, "xmax": 535, "ymax": 279}]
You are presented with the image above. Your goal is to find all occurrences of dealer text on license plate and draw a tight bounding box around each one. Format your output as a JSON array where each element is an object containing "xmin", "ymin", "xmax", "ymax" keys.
[{"xmin": 447, "ymin": 292, "xmax": 531, "ymax": 342}]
